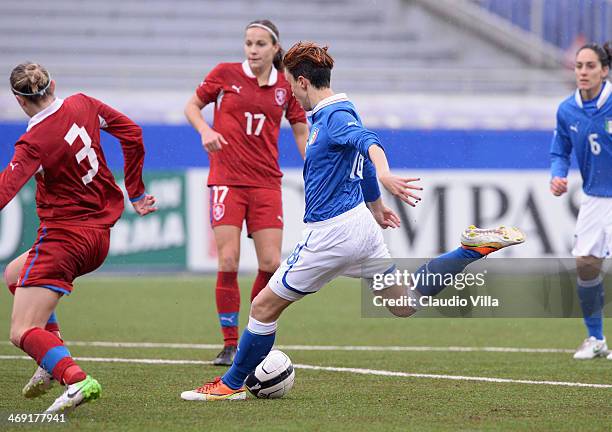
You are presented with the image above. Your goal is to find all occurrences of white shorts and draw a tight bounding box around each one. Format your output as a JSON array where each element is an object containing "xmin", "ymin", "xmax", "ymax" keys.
[
  {"xmin": 572, "ymin": 195, "xmax": 612, "ymax": 258},
  {"xmin": 269, "ymin": 203, "xmax": 393, "ymax": 302}
]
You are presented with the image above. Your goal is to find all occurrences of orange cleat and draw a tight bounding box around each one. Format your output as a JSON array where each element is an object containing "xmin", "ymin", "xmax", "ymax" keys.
[{"xmin": 180, "ymin": 377, "xmax": 246, "ymax": 401}]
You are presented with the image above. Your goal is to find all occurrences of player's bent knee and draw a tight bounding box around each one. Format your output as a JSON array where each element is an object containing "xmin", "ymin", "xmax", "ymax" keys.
[
  {"xmin": 377, "ymin": 284, "xmax": 418, "ymax": 318},
  {"xmin": 576, "ymin": 256, "xmax": 603, "ymax": 281},
  {"xmin": 385, "ymin": 305, "xmax": 417, "ymax": 318},
  {"xmin": 250, "ymin": 293, "xmax": 286, "ymax": 322},
  {"xmin": 250, "ymin": 296, "xmax": 274, "ymax": 322}
]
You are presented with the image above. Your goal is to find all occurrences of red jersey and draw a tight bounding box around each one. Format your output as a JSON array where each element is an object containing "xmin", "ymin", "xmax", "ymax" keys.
[
  {"xmin": 196, "ymin": 61, "xmax": 306, "ymax": 190},
  {"xmin": 0, "ymin": 94, "xmax": 145, "ymax": 228}
]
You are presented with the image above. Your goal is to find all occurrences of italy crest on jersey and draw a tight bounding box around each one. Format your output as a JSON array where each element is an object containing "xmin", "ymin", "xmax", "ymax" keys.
[
  {"xmin": 307, "ymin": 127, "xmax": 319, "ymax": 147},
  {"xmin": 606, "ymin": 118, "xmax": 612, "ymax": 134},
  {"xmin": 275, "ymin": 88, "xmax": 287, "ymax": 106}
]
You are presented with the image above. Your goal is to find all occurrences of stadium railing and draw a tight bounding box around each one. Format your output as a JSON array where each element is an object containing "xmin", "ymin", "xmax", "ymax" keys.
[{"xmin": 475, "ymin": 0, "xmax": 611, "ymax": 50}]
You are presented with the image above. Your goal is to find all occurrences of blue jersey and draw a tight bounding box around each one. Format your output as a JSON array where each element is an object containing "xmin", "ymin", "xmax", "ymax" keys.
[
  {"xmin": 303, "ymin": 93, "xmax": 382, "ymax": 223},
  {"xmin": 550, "ymin": 80, "xmax": 612, "ymax": 197}
]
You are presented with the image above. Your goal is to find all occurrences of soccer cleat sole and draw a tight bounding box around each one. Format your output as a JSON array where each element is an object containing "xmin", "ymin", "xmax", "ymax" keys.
[
  {"xmin": 573, "ymin": 350, "xmax": 609, "ymax": 360},
  {"xmin": 461, "ymin": 226, "xmax": 525, "ymax": 254},
  {"xmin": 180, "ymin": 390, "xmax": 246, "ymax": 401},
  {"xmin": 205, "ymin": 391, "xmax": 246, "ymax": 401},
  {"xmin": 22, "ymin": 378, "xmax": 54, "ymax": 399}
]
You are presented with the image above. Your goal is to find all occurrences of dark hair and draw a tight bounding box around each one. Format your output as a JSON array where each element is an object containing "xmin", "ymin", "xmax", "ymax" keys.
[
  {"xmin": 246, "ymin": 19, "xmax": 283, "ymax": 70},
  {"xmin": 577, "ymin": 41, "xmax": 612, "ymax": 69},
  {"xmin": 10, "ymin": 62, "xmax": 53, "ymax": 103},
  {"xmin": 282, "ymin": 41, "xmax": 334, "ymax": 89}
]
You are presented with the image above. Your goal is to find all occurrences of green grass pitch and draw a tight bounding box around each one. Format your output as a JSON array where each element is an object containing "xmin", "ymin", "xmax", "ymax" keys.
[{"xmin": 0, "ymin": 276, "xmax": 611, "ymax": 431}]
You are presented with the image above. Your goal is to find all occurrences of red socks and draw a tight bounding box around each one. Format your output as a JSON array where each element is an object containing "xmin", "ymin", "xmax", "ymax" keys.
[
  {"xmin": 45, "ymin": 311, "xmax": 61, "ymax": 338},
  {"xmin": 251, "ymin": 269, "xmax": 274, "ymax": 301},
  {"xmin": 62, "ymin": 365, "xmax": 87, "ymax": 385},
  {"xmin": 215, "ymin": 272, "xmax": 240, "ymax": 347},
  {"xmin": 214, "ymin": 270, "xmax": 275, "ymax": 346},
  {"xmin": 19, "ymin": 327, "xmax": 85, "ymax": 385}
]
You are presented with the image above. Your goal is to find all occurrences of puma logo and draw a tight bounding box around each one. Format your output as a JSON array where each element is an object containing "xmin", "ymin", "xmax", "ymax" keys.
[
  {"xmin": 9, "ymin": 162, "xmax": 18, "ymax": 171},
  {"xmin": 232, "ymin": 85, "xmax": 242, "ymax": 93}
]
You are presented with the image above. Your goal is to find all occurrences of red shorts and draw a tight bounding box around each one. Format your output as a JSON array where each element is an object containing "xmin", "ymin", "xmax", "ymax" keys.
[
  {"xmin": 209, "ymin": 186, "xmax": 283, "ymax": 236},
  {"xmin": 17, "ymin": 224, "xmax": 110, "ymax": 295}
]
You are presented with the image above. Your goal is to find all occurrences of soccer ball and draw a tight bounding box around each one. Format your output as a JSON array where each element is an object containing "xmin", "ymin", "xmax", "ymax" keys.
[{"xmin": 245, "ymin": 350, "xmax": 295, "ymax": 399}]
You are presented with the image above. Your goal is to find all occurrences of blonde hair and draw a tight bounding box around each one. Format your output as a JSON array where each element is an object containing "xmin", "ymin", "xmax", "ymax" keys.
[{"xmin": 10, "ymin": 62, "xmax": 53, "ymax": 101}]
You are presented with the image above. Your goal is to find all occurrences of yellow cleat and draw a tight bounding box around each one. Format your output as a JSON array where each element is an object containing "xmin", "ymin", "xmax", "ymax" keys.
[{"xmin": 461, "ymin": 226, "xmax": 525, "ymax": 255}]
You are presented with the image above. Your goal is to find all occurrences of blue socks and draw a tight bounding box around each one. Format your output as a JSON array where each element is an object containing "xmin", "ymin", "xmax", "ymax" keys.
[
  {"xmin": 414, "ymin": 247, "xmax": 484, "ymax": 297},
  {"xmin": 577, "ymin": 276, "xmax": 605, "ymax": 340},
  {"xmin": 222, "ymin": 317, "xmax": 276, "ymax": 390}
]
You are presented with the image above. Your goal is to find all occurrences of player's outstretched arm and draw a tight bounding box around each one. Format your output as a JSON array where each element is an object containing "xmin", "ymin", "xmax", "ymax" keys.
[
  {"xmin": 367, "ymin": 145, "xmax": 422, "ymax": 206},
  {"xmin": 131, "ymin": 194, "xmax": 157, "ymax": 216},
  {"xmin": 93, "ymin": 97, "xmax": 148, "ymax": 204}
]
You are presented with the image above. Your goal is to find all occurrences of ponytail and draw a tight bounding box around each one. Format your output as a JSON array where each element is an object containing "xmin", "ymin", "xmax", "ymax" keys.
[
  {"xmin": 10, "ymin": 62, "xmax": 53, "ymax": 102},
  {"xmin": 273, "ymin": 46, "xmax": 284, "ymax": 70}
]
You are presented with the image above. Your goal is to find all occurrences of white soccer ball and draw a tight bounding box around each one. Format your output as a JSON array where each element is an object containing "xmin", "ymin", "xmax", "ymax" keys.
[{"xmin": 245, "ymin": 349, "xmax": 295, "ymax": 399}]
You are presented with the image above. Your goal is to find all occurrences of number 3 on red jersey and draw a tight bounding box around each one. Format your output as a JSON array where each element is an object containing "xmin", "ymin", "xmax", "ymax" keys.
[{"xmin": 64, "ymin": 123, "xmax": 99, "ymax": 185}]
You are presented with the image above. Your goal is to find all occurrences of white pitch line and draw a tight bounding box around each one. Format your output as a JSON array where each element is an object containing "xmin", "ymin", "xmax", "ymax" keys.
[
  {"xmin": 278, "ymin": 345, "xmax": 576, "ymax": 354},
  {"xmin": 0, "ymin": 355, "xmax": 213, "ymax": 366},
  {"xmin": 21, "ymin": 340, "xmax": 574, "ymax": 354},
  {"xmin": 1, "ymin": 355, "xmax": 610, "ymax": 389},
  {"xmin": 293, "ymin": 364, "xmax": 612, "ymax": 389}
]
